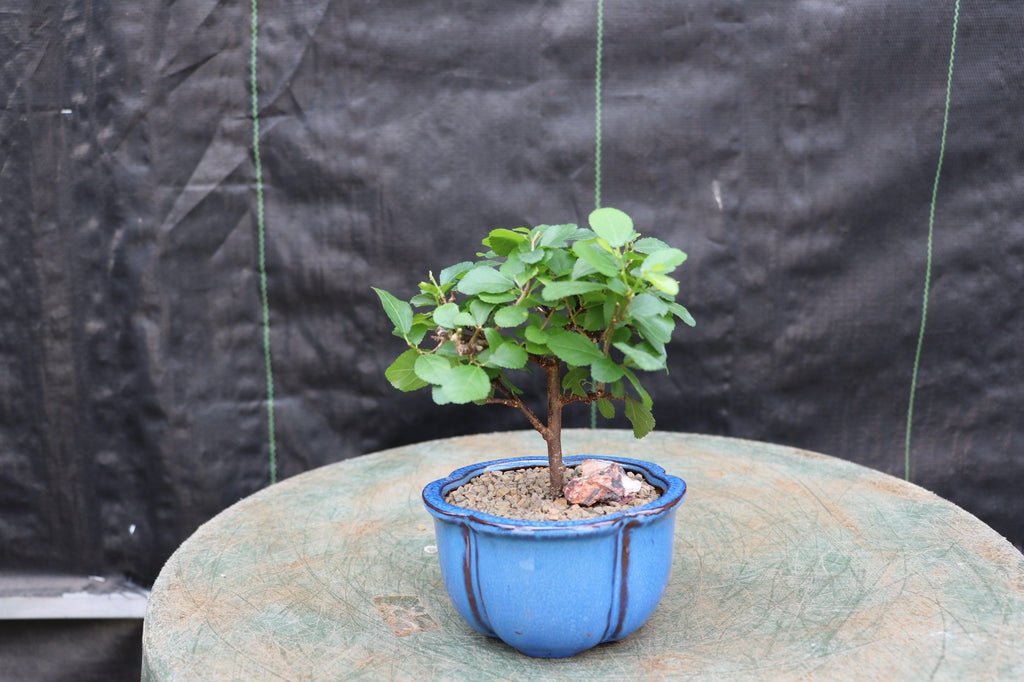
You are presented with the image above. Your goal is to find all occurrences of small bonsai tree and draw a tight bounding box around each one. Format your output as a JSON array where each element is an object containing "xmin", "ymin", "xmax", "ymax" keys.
[{"xmin": 375, "ymin": 207, "xmax": 694, "ymax": 498}]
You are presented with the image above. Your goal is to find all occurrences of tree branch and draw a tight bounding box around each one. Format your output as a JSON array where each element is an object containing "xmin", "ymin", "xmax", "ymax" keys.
[
  {"xmin": 514, "ymin": 281, "xmax": 533, "ymax": 307},
  {"xmin": 528, "ymin": 353, "xmax": 555, "ymax": 369},
  {"xmin": 485, "ymin": 396, "xmax": 549, "ymax": 438},
  {"xmin": 560, "ymin": 390, "xmax": 626, "ymax": 406},
  {"xmin": 539, "ymin": 307, "xmax": 556, "ymax": 330},
  {"xmin": 601, "ymin": 302, "xmax": 621, "ymax": 355},
  {"xmin": 492, "ymin": 378, "xmax": 513, "ymax": 399},
  {"xmin": 485, "ymin": 398, "xmax": 518, "ymax": 408},
  {"xmin": 544, "ymin": 359, "xmax": 565, "ymax": 495}
]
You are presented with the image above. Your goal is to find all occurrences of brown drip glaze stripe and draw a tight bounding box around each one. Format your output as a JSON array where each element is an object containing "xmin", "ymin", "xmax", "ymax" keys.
[
  {"xmin": 603, "ymin": 526, "xmax": 621, "ymax": 639},
  {"xmin": 473, "ymin": 528, "xmax": 490, "ymax": 625},
  {"xmin": 611, "ymin": 520, "xmax": 642, "ymax": 639},
  {"xmin": 461, "ymin": 525, "xmax": 483, "ymax": 627}
]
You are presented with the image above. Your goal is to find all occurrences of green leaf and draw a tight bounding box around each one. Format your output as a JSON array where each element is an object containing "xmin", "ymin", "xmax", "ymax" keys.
[
  {"xmin": 640, "ymin": 248, "xmax": 687, "ymax": 275},
  {"xmin": 541, "ymin": 281, "xmax": 605, "ymax": 301},
  {"xmin": 385, "ymin": 350, "xmax": 428, "ymax": 391},
  {"xmin": 611, "ymin": 380, "xmax": 626, "ymax": 399},
  {"xmin": 498, "ymin": 376, "xmax": 524, "ymax": 396},
  {"xmin": 414, "ymin": 354, "xmax": 453, "ymax": 384},
  {"xmin": 514, "ymin": 267, "xmax": 538, "ymax": 288},
  {"xmin": 644, "ymin": 272, "xmax": 679, "ymax": 296},
  {"xmin": 432, "ymin": 303, "xmax": 460, "ymax": 329},
  {"xmin": 624, "ymin": 397, "xmax": 655, "ymax": 439},
  {"xmin": 604, "ymin": 299, "xmax": 617, "ymax": 325},
  {"xmin": 485, "ymin": 343, "xmax": 528, "ymax": 369},
  {"xmin": 477, "ymin": 290, "xmax": 518, "ymax": 304},
  {"xmin": 547, "ymin": 312, "xmax": 570, "ymax": 329},
  {"xmin": 596, "ymin": 398, "xmax": 616, "ymax": 420},
  {"xmin": 571, "ymin": 257, "xmax": 599, "ymax": 280},
  {"xmin": 561, "ymin": 366, "xmax": 589, "ymax": 397},
  {"xmin": 544, "ymin": 250, "xmax": 575, "ymax": 277},
  {"xmin": 621, "ymin": 367, "xmax": 653, "ymax": 408},
  {"xmin": 418, "ymin": 280, "xmax": 442, "ymax": 294},
  {"xmin": 572, "ymin": 241, "xmax": 620, "ymax": 276},
  {"xmin": 499, "ymin": 252, "xmax": 526, "ymax": 279},
  {"xmin": 439, "ymin": 261, "xmax": 474, "ymax": 286},
  {"xmin": 435, "ymin": 340, "xmax": 458, "ymax": 357},
  {"xmin": 606, "ymin": 278, "xmax": 629, "ymax": 295},
  {"xmin": 494, "ymin": 305, "xmax": 529, "ymax": 328},
  {"xmin": 633, "ymin": 237, "xmax": 671, "ymax": 254},
  {"xmin": 453, "ymin": 312, "xmax": 476, "ymax": 326},
  {"xmin": 588, "ymin": 207, "xmax": 636, "ymax": 248},
  {"xmin": 408, "ymin": 324, "xmax": 429, "ymax": 346},
  {"xmin": 457, "ymin": 267, "xmax": 515, "ymax": 295},
  {"xmin": 410, "ymin": 293, "xmax": 436, "ymax": 307},
  {"xmin": 581, "ymin": 306, "xmax": 606, "ymax": 332},
  {"xmin": 469, "ymin": 300, "xmax": 496, "ymax": 326},
  {"xmin": 546, "ymin": 330, "xmax": 604, "ymax": 366},
  {"xmin": 483, "ymin": 228, "xmax": 526, "ymax": 256},
  {"xmin": 483, "ymin": 328, "xmax": 504, "ymax": 350},
  {"xmin": 614, "ymin": 341, "xmax": 666, "ymax": 371},
  {"xmin": 525, "ymin": 340, "xmax": 548, "ymax": 355},
  {"xmin": 629, "ymin": 293, "xmax": 668, "ymax": 320},
  {"xmin": 431, "ymin": 384, "xmax": 452, "ymax": 405},
  {"xmin": 373, "ymin": 288, "xmax": 413, "ymax": 336},
  {"xmin": 667, "ymin": 302, "xmax": 696, "ymax": 327},
  {"xmin": 524, "ymin": 325, "xmax": 549, "ymax": 343},
  {"xmin": 591, "ymin": 357, "xmax": 624, "ymax": 382},
  {"xmin": 538, "ymin": 223, "xmax": 578, "ymax": 248},
  {"xmin": 519, "ymin": 247, "xmax": 545, "ymax": 264},
  {"xmin": 635, "ymin": 314, "xmax": 674, "ymax": 347},
  {"xmin": 439, "ymin": 365, "xmax": 492, "ymax": 404}
]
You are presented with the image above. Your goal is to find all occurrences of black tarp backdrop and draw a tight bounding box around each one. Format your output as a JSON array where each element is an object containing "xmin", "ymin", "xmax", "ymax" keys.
[{"xmin": 1, "ymin": 0, "xmax": 1022, "ymax": 673}]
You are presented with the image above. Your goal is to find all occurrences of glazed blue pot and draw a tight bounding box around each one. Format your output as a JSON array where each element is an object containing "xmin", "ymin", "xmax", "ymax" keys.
[{"xmin": 422, "ymin": 455, "xmax": 687, "ymax": 658}]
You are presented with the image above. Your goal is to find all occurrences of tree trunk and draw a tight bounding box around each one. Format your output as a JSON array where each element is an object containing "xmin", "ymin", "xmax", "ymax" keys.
[{"xmin": 545, "ymin": 362, "xmax": 564, "ymax": 497}]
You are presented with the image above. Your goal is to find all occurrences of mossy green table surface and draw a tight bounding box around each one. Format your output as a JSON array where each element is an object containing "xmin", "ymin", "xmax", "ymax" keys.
[{"xmin": 142, "ymin": 430, "xmax": 1024, "ymax": 681}]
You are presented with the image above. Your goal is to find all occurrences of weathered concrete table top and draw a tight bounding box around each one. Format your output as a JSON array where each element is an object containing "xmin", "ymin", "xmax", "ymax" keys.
[{"xmin": 142, "ymin": 430, "xmax": 1024, "ymax": 680}]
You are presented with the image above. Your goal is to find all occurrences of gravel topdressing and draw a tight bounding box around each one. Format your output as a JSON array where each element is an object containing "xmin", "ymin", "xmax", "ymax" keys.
[{"xmin": 445, "ymin": 466, "xmax": 660, "ymax": 522}]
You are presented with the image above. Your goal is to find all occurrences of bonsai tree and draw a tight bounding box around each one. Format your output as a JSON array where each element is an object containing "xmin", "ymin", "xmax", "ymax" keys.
[{"xmin": 374, "ymin": 207, "xmax": 694, "ymax": 497}]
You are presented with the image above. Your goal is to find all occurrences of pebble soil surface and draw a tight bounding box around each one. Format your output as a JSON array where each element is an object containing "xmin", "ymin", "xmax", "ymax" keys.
[{"xmin": 445, "ymin": 466, "xmax": 659, "ymax": 521}]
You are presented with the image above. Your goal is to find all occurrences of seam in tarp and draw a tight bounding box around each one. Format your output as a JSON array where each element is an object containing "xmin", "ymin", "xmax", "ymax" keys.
[
  {"xmin": 905, "ymin": 0, "xmax": 961, "ymax": 481},
  {"xmin": 591, "ymin": 0, "xmax": 605, "ymax": 430},
  {"xmin": 250, "ymin": 0, "xmax": 278, "ymax": 484}
]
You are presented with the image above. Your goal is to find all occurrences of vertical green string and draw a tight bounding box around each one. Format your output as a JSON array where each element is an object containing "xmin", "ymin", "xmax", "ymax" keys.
[
  {"xmin": 250, "ymin": 0, "xmax": 278, "ymax": 484},
  {"xmin": 594, "ymin": 0, "xmax": 604, "ymax": 212},
  {"xmin": 590, "ymin": 0, "xmax": 605, "ymax": 429},
  {"xmin": 904, "ymin": 0, "xmax": 960, "ymax": 482}
]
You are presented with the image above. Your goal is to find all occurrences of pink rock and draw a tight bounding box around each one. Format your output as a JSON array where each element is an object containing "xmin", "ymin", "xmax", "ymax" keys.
[{"xmin": 563, "ymin": 459, "xmax": 642, "ymax": 506}]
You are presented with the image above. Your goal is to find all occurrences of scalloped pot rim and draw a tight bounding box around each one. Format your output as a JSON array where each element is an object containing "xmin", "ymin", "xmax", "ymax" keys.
[{"xmin": 422, "ymin": 454, "xmax": 686, "ymax": 536}]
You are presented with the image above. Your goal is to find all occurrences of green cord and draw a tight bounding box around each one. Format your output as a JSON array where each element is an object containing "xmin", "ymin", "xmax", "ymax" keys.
[
  {"xmin": 594, "ymin": 0, "xmax": 604, "ymax": 213},
  {"xmin": 905, "ymin": 0, "xmax": 960, "ymax": 481},
  {"xmin": 590, "ymin": 0, "xmax": 605, "ymax": 430},
  {"xmin": 250, "ymin": 0, "xmax": 278, "ymax": 484}
]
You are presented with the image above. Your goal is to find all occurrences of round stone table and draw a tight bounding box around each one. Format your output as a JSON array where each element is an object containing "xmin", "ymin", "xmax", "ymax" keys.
[{"xmin": 142, "ymin": 430, "xmax": 1024, "ymax": 680}]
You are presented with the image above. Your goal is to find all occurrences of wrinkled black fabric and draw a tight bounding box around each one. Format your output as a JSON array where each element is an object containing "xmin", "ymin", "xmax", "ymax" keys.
[{"xmin": 1, "ymin": 0, "xmax": 1021, "ymax": 606}]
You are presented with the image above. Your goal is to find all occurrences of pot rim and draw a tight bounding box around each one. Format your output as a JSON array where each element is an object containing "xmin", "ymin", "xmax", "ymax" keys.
[{"xmin": 422, "ymin": 454, "xmax": 686, "ymax": 535}]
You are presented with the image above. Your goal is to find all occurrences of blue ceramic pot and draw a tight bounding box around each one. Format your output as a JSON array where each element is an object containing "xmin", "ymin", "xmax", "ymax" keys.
[{"xmin": 422, "ymin": 455, "xmax": 687, "ymax": 658}]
